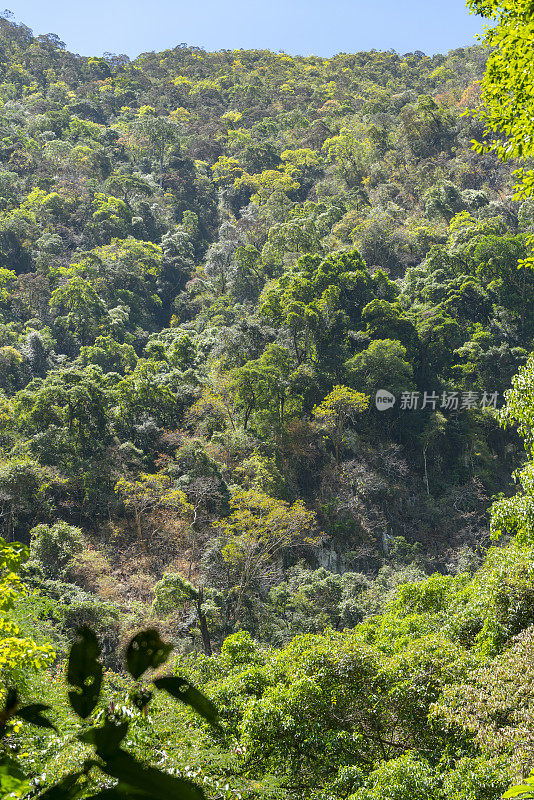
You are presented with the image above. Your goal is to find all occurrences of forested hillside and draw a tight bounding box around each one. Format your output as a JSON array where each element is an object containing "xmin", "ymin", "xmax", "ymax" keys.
[{"xmin": 1, "ymin": 7, "xmax": 534, "ymax": 799}]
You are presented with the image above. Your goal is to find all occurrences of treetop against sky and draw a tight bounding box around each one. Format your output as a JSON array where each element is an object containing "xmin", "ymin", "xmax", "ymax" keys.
[{"xmin": 7, "ymin": 0, "xmax": 483, "ymax": 59}]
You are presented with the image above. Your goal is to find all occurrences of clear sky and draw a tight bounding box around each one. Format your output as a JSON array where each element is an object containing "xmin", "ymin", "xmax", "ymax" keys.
[{"xmin": 5, "ymin": 0, "xmax": 484, "ymax": 59}]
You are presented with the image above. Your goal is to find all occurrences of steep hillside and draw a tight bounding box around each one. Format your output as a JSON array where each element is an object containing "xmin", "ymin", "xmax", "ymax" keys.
[
  {"xmin": 2, "ymin": 9, "xmax": 534, "ymax": 800},
  {"xmin": 0, "ymin": 13, "xmax": 531, "ymax": 651}
]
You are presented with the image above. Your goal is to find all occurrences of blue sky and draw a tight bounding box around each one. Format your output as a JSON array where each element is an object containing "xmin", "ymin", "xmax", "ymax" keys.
[{"xmin": 6, "ymin": 0, "xmax": 484, "ymax": 59}]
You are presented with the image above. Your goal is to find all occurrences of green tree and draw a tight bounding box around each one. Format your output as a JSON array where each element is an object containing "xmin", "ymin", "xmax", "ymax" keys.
[
  {"xmin": 15, "ymin": 367, "xmax": 114, "ymax": 472},
  {"xmin": 50, "ymin": 277, "xmax": 108, "ymax": 350},
  {"xmin": 231, "ymin": 344, "xmax": 296, "ymax": 432},
  {"xmin": 29, "ymin": 521, "xmax": 84, "ymax": 580},
  {"xmin": 313, "ymin": 385, "xmax": 370, "ymax": 465},
  {"xmin": 104, "ymin": 172, "xmax": 153, "ymax": 206},
  {"xmin": 346, "ymin": 339, "xmax": 415, "ymax": 398},
  {"xmin": 260, "ymin": 250, "xmax": 374, "ymax": 366},
  {"xmin": 127, "ymin": 107, "xmax": 182, "ymax": 187},
  {"xmin": 153, "ymin": 573, "xmax": 213, "ymax": 655},
  {"xmin": 490, "ymin": 353, "xmax": 534, "ymax": 541}
]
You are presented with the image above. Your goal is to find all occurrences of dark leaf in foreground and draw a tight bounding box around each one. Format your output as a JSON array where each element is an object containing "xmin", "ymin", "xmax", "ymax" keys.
[
  {"xmin": 84, "ymin": 791, "xmax": 130, "ymax": 800},
  {"xmin": 67, "ymin": 627, "xmax": 103, "ymax": 718},
  {"xmin": 0, "ymin": 688, "xmax": 18, "ymax": 729},
  {"xmin": 37, "ymin": 771, "xmax": 85, "ymax": 800},
  {"xmin": 17, "ymin": 703, "xmax": 57, "ymax": 730},
  {"xmin": 126, "ymin": 629, "xmax": 173, "ymax": 680},
  {"xmin": 78, "ymin": 720, "xmax": 129, "ymax": 759},
  {"xmin": 153, "ymin": 677, "xmax": 220, "ymax": 728},
  {"xmin": 100, "ymin": 750, "xmax": 204, "ymax": 800}
]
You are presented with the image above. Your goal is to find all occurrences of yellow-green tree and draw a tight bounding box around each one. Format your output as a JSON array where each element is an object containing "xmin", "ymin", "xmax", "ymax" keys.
[
  {"xmin": 49, "ymin": 276, "xmax": 108, "ymax": 347},
  {"xmin": 313, "ymin": 385, "xmax": 370, "ymax": 465},
  {"xmin": 323, "ymin": 125, "xmax": 376, "ymax": 187},
  {"xmin": 217, "ymin": 489, "xmax": 320, "ymax": 621},
  {"xmin": 0, "ymin": 538, "xmax": 54, "ymax": 678},
  {"xmin": 115, "ymin": 473, "xmax": 191, "ymax": 543},
  {"xmin": 188, "ymin": 360, "xmax": 239, "ymax": 432}
]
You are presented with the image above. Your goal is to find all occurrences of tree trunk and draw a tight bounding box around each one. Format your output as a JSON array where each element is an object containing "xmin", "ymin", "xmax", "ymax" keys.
[
  {"xmin": 134, "ymin": 509, "xmax": 143, "ymax": 543},
  {"xmin": 196, "ymin": 590, "xmax": 212, "ymax": 656},
  {"xmin": 423, "ymin": 445, "xmax": 430, "ymax": 497}
]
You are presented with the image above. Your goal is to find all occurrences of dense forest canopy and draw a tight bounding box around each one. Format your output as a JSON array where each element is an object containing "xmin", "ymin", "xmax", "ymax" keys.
[{"xmin": 0, "ymin": 6, "xmax": 534, "ymax": 800}]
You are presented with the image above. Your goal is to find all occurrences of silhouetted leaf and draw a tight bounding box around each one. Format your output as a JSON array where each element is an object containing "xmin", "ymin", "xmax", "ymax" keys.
[
  {"xmin": 3, "ymin": 689, "xmax": 17, "ymax": 714},
  {"xmin": 37, "ymin": 771, "xmax": 85, "ymax": 800},
  {"xmin": 0, "ymin": 688, "xmax": 18, "ymax": 730},
  {"xmin": 17, "ymin": 703, "xmax": 56, "ymax": 730},
  {"xmin": 84, "ymin": 791, "xmax": 128, "ymax": 800},
  {"xmin": 86, "ymin": 787, "xmax": 169, "ymax": 800},
  {"xmin": 153, "ymin": 677, "xmax": 220, "ymax": 728},
  {"xmin": 126, "ymin": 630, "xmax": 173, "ymax": 680},
  {"xmin": 78, "ymin": 720, "xmax": 129, "ymax": 758},
  {"xmin": 129, "ymin": 686, "xmax": 153, "ymax": 712},
  {"xmin": 67, "ymin": 627, "xmax": 102, "ymax": 718},
  {"xmin": 100, "ymin": 750, "xmax": 204, "ymax": 800}
]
